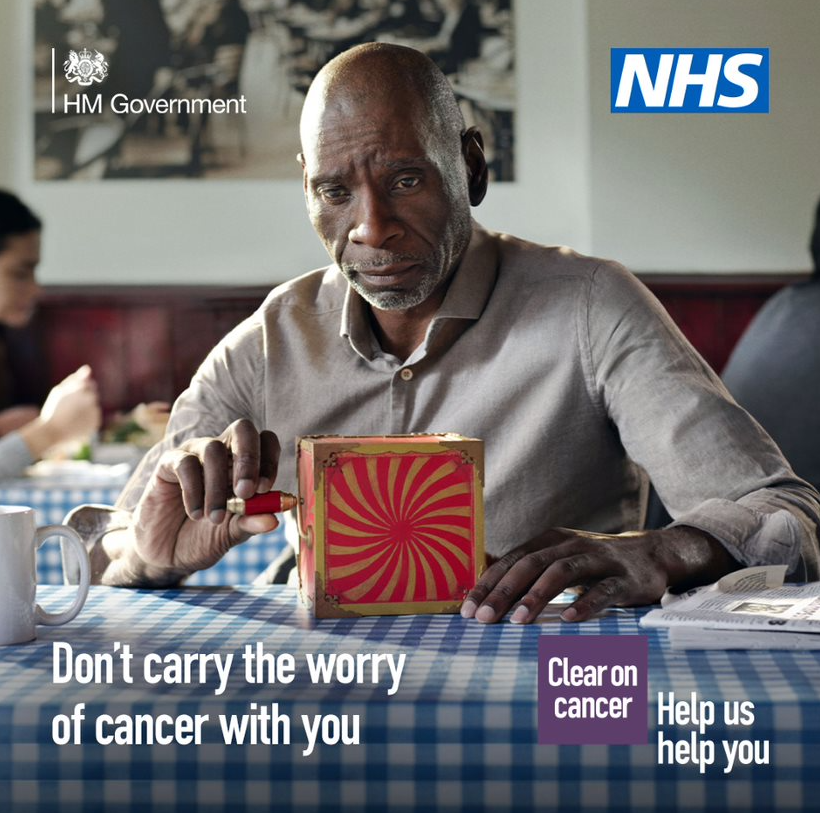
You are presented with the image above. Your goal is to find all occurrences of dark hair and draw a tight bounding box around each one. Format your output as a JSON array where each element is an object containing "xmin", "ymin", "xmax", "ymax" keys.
[
  {"xmin": 811, "ymin": 196, "xmax": 820, "ymax": 275},
  {"xmin": 0, "ymin": 190, "xmax": 42, "ymax": 253}
]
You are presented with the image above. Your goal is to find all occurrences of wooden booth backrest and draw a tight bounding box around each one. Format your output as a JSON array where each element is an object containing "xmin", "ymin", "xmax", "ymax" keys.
[
  {"xmin": 35, "ymin": 276, "xmax": 806, "ymax": 416},
  {"xmin": 35, "ymin": 286, "xmax": 271, "ymax": 416}
]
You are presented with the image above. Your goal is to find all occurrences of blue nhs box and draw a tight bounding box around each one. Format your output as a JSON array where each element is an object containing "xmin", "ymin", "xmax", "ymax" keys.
[{"xmin": 611, "ymin": 48, "xmax": 769, "ymax": 113}]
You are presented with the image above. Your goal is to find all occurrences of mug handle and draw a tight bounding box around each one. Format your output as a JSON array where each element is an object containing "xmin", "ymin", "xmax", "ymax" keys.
[{"xmin": 34, "ymin": 526, "xmax": 91, "ymax": 626}]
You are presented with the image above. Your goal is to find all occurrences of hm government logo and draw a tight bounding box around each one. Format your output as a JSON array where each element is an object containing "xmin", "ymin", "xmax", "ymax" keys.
[
  {"xmin": 63, "ymin": 48, "xmax": 108, "ymax": 86},
  {"xmin": 49, "ymin": 45, "xmax": 247, "ymax": 117}
]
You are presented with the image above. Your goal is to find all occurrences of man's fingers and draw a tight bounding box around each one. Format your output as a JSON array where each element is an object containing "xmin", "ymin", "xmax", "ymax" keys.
[
  {"xmin": 236, "ymin": 513, "xmax": 280, "ymax": 538},
  {"xmin": 203, "ymin": 440, "xmax": 230, "ymax": 523},
  {"xmin": 560, "ymin": 577, "xmax": 625, "ymax": 622},
  {"xmin": 507, "ymin": 560, "xmax": 624, "ymax": 624},
  {"xmin": 208, "ymin": 515, "xmax": 280, "ymax": 563},
  {"xmin": 172, "ymin": 422, "xmax": 282, "ymax": 520},
  {"xmin": 225, "ymin": 419, "xmax": 264, "ymax": 498},
  {"xmin": 460, "ymin": 551, "xmax": 535, "ymax": 620},
  {"xmin": 472, "ymin": 549, "xmax": 566, "ymax": 623},
  {"xmin": 256, "ymin": 430, "xmax": 281, "ymax": 494},
  {"xmin": 463, "ymin": 543, "xmax": 627, "ymax": 625},
  {"xmin": 160, "ymin": 449, "xmax": 206, "ymax": 520}
]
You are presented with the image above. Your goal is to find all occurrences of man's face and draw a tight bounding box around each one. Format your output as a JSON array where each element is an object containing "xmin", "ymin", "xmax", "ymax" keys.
[
  {"xmin": 301, "ymin": 93, "xmax": 472, "ymax": 312},
  {"xmin": 0, "ymin": 231, "xmax": 41, "ymax": 328}
]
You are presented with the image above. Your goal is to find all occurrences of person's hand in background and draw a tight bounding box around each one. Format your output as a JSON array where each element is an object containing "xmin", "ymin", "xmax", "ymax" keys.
[
  {"xmin": 131, "ymin": 401, "xmax": 171, "ymax": 445},
  {"xmin": 19, "ymin": 365, "xmax": 102, "ymax": 458}
]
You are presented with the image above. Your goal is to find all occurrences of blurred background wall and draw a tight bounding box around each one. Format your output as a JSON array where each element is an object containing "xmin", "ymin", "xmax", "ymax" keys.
[{"xmin": 1, "ymin": 0, "xmax": 818, "ymax": 288}]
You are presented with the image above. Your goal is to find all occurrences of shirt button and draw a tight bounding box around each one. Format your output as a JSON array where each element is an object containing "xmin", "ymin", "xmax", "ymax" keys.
[{"xmin": 400, "ymin": 368, "xmax": 414, "ymax": 381}]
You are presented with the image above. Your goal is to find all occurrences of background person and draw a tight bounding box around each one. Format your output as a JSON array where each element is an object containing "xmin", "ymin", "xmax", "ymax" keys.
[
  {"xmin": 0, "ymin": 190, "xmax": 102, "ymax": 476},
  {"xmin": 722, "ymin": 196, "xmax": 820, "ymax": 491},
  {"xmin": 0, "ymin": 190, "xmax": 47, "ymax": 435}
]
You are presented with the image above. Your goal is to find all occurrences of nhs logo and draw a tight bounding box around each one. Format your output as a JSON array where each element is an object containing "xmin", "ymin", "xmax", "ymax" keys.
[{"xmin": 611, "ymin": 48, "xmax": 769, "ymax": 113}]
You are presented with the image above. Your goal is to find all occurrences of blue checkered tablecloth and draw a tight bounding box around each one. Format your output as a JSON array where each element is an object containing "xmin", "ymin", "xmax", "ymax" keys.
[
  {"xmin": 0, "ymin": 480, "xmax": 123, "ymax": 527},
  {"xmin": 0, "ymin": 482, "xmax": 288, "ymax": 586},
  {"xmin": 0, "ymin": 480, "xmax": 123, "ymax": 584},
  {"xmin": 0, "ymin": 586, "xmax": 817, "ymax": 813}
]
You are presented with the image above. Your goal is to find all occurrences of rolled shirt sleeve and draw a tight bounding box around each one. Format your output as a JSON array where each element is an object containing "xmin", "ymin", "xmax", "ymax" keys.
[{"xmin": 586, "ymin": 262, "xmax": 820, "ymax": 580}]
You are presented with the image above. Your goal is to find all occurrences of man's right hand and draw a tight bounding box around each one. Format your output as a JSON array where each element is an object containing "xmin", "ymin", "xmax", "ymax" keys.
[{"xmin": 109, "ymin": 420, "xmax": 281, "ymax": 585}]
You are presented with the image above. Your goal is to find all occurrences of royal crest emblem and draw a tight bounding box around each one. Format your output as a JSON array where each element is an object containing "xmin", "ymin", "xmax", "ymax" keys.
[{"xmin": 63, "ymin": 48, "xmax": 108, "ymax": 86}]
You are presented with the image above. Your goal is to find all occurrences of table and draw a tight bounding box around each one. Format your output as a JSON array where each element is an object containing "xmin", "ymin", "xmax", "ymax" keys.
[
  {"xmin": 0, "ymin": 480, "xmax": 288, "ymax": 586},
  {"xmin": 1, "ymin": 586, "xmax": 817, "ymax": 813}
]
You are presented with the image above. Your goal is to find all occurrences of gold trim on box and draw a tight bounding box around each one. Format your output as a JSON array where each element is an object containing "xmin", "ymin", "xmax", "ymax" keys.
[{"xmin": 330, "ymin": 600, "xmax": 465, "ymax": 616}]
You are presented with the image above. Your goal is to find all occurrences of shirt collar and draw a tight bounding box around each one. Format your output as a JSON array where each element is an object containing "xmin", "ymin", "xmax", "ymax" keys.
[
  {"xmin": 340, "ymin": 221, "xmax": 499, "ymax": 361},
  {"xmin": 432, "ymin": 221, "xmax": 498, "ymax": 321}
]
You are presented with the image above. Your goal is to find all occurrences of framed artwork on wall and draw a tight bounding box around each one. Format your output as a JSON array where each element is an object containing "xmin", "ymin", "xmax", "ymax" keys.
[{"xmin": 33, "ymin": 0, "xmax": 515, "ymax": 181}]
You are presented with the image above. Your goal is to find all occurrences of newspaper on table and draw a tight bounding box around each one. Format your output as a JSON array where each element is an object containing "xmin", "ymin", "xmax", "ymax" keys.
[{"xmin": 640, "ymin": 565, "xmax": 820, "ymax": 649}]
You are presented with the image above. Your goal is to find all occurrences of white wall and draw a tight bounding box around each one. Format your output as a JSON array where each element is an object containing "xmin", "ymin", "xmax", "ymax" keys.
[
  {"xmin": 587, "ymin": 0, "xmax": 820, "ymax": 272},
  {"xmin": 1, "ymin": 0, "xmax": 817, "ymax": 283},
  {"xmin": 1, "ymin": 1, "xmax": 327, "ymax": 285}
]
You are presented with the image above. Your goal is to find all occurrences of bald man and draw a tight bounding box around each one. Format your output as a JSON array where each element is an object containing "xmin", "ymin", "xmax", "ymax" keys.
[{"xmin": 90, "ymin": 44, "xmax": 820, "ymax": 623}]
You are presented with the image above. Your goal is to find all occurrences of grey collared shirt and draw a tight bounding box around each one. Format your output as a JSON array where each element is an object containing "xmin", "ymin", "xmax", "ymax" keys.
[{"xmin": 119, "ymin": 223, "xmax": 820, "ymax": 579}]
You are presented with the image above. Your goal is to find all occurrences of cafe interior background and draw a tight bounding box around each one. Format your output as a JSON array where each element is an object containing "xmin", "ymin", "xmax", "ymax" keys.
[{"xmin": 0, "ymin": 0, "xmax": 819, "ymax": 428}]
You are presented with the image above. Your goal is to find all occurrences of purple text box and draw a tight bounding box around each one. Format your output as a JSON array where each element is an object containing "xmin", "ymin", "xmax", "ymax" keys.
[{"xmin": 538, "ymin": 636, "xmax": 648, "ymax": 745}]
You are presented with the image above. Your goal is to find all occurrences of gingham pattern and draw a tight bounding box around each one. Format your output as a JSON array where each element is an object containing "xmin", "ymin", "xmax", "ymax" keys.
[
  {"xmin": 1, "ymin": 586, "xmax": 817, "ymax": 813},
  {"xmin": 0, "ymin": 483, "xmax": 123, "ymax": 585},
  {"xmin": 0, "ymin": 484, "xmax": 287, "ymax": 585}
]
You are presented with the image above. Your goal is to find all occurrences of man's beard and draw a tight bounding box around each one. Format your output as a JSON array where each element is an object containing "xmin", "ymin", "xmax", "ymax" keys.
[
  {"xmin": 340, "ymin": 253, "xmax": 446, "ymax": 311},
  {"xmin": 339, "ymin": 213, "xmax": 472, "ymax": 312}
]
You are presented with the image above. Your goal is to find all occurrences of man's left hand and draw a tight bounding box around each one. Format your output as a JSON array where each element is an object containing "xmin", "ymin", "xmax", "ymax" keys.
[{"xmin": 460, "ymin": 526, "xmax": 739, "ymax": 624}]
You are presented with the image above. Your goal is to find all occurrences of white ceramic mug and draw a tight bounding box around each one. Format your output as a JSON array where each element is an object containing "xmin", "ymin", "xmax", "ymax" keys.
[{"xmin": 0, "ymin": 506, "xmax": 90, "ymax": 646}]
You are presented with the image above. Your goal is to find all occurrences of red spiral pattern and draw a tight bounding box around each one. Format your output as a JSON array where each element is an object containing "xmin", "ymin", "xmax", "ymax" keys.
[{"xmin": 324, "ymin": 452, "xmax": 475, "ymax": 604}]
